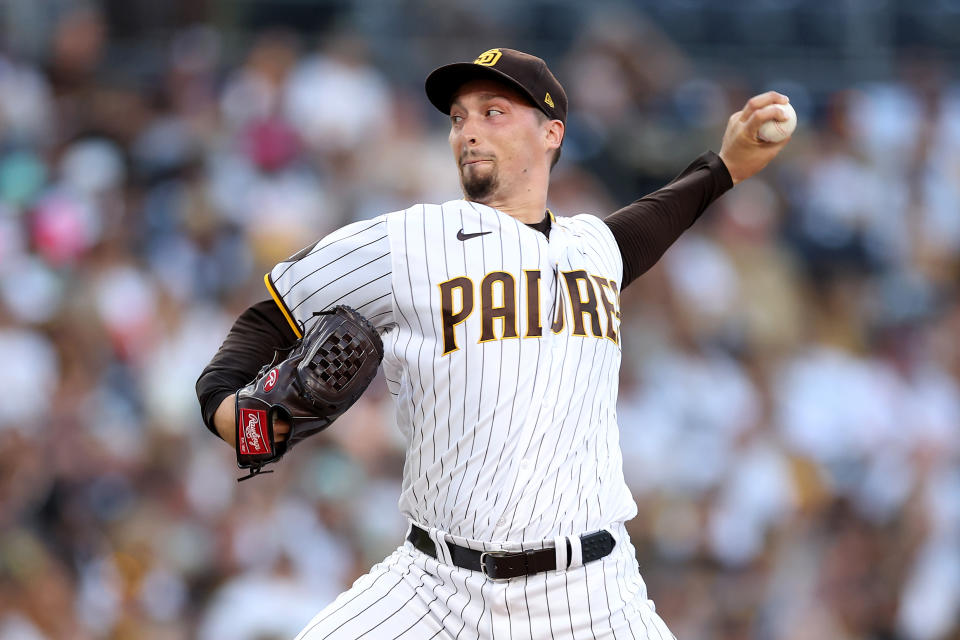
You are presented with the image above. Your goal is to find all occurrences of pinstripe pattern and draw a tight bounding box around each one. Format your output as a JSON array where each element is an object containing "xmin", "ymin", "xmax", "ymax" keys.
[
  {"xmin": 296, "ymin": 524, "xmax": 673, "ymax": 639},
  {"xmin": 269, "ymin": 217, "xmax": 394, "ymax": 334},
  {"xmin": 380, "ymin": 202, "xmax": 635, "ymax": 543},
  {"xmin": 268, "ymin": 200, "xmax": 671, "ymax": 639}
]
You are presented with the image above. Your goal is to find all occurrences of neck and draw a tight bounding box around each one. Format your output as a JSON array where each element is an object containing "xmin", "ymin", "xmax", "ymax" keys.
[
  {"xmin": 476, "ymin": 196, "xmax": 547, "ymax": 224},
  {"xmin": 470, "ymin": 174, "xmax": 550, "ymax": 224}
]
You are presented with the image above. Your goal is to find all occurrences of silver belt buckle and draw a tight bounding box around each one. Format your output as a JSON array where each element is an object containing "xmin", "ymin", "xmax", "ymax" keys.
[{"xmin": 479, "ymin": 551, "xmax": 512, "ymax": 582}]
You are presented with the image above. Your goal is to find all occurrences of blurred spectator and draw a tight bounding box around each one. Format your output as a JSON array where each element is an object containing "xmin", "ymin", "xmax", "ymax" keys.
[{"xmin": 0, "ymin": 3, "xmax": 958, "ymax": 639}]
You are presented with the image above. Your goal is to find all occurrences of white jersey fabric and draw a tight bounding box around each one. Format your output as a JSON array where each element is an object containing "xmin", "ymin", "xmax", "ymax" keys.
[
  {"xmin": 268, "ymin": 200, "xmax": 635, "ymax": 543},
  {"xmin": 268, "ymin": 200, "xmax": 671, "ymax": 639}
]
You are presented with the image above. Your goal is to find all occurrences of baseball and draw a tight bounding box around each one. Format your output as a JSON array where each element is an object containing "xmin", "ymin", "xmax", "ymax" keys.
[{"xmin": 757, "ymin": 102, "xmax": 797, "ymax": 143}]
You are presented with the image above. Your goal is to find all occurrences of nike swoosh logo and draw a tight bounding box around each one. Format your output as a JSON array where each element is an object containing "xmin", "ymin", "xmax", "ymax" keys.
[{"xmin": 457, "ymin": 229, "xmax": 492, "ymax": 241}]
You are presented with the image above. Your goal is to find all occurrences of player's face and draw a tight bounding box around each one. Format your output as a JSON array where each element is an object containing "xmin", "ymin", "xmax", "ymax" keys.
[{"xmin": 449, "ymin": 79, "xmax": 550, "ymax": 203}]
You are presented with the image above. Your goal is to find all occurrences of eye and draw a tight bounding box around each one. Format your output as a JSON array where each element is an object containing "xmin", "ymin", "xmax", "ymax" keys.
[
  {"xmin": 451, "ymin": 114, "xmax": 463, "ymax": 124},
  {"xmin": 486, "ymin": 109, "xmax": 503, "ymax": 117}
]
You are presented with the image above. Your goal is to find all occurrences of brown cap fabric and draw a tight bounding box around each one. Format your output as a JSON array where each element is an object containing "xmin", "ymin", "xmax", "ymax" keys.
[{"xmin": 425, "ymin": 48, "xmax": 567, "ymax": 124}]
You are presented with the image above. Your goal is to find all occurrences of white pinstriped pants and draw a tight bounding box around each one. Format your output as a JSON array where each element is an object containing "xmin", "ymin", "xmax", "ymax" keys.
[{"xmin": 295, "ymin": 523, "xmax": 675, "ymax": 640}]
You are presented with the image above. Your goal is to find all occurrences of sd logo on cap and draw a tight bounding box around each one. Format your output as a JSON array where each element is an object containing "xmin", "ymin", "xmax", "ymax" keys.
[
  {"xmin": 473, "ymin": 49, "xmax": 502, "ymax": 66},
  {"xmin": 425, "ymin": 47, "xmax": 568, "ymax": 124}
]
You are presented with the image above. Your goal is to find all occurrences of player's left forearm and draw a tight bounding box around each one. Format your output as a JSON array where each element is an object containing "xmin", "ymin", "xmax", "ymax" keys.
[{"xmin": 603, "ymin": 151, "xmax": 733, "ymax": 288}]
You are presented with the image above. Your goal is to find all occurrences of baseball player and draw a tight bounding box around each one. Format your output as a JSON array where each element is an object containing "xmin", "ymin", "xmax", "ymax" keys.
[{"xmin": 197, "ymin": 48, "xmax": 791, "ymax": 639}]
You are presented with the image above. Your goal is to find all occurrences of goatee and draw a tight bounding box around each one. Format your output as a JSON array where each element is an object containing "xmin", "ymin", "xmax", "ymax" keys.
[{"xmin": 461, "ymin": 170, "xmax": 498, "ymax": 202}]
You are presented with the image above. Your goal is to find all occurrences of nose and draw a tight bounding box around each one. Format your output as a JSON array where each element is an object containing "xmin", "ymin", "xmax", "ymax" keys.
[{"xmin": 459, "ymin": 117, "xmax": 480, "ymax": 147}]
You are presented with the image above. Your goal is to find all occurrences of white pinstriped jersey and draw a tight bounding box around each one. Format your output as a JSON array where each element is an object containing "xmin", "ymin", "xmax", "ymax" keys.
[{"xmin": 267, "ymin": 200, "xmax": 634, "ymax": 543}]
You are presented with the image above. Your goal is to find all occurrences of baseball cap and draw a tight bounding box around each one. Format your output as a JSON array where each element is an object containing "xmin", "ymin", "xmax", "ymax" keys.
[{"xmin": 425, "ymin": 48, "xmax": 567, "ymax": 124}]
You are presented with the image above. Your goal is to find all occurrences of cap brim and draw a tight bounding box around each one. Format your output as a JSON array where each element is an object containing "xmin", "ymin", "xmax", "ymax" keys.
[{"xmin": 425, "ymin": 62, "xmax": 542, "ymax": 116}]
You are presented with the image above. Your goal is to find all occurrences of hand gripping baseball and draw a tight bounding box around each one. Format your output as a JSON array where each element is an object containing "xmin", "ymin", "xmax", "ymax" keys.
[
  {"xmin": 234, "ymin": 305, "xmax": 384, "ymax": 481},
  {"xmin": 718, "ymin": 91, "xmax": 794, "ymax": 185}
]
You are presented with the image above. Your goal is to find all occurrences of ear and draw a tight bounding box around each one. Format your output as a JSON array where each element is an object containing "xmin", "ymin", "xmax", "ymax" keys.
[{"xmin": 543, "ymin": 119, "xmax": 564, "ymax": 153}]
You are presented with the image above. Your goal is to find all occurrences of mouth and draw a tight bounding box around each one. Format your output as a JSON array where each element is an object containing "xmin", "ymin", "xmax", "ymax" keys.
[{"xmin": 461, "ymin": 158, "xmax": 492, "ymax": 168}]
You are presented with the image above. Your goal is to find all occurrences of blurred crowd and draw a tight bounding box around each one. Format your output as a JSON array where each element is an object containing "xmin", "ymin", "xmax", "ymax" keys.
[{"xmin": 1, "ymin": 4, "xmax": 959, "ymax": 640}]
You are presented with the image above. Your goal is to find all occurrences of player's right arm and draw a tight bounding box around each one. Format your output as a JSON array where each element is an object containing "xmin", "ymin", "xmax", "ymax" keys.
[
  {"xmin": 196, "ymin": 216, "xmax": 394, "ymax": 446},
  {"xmin": 197, "ymin": 300, "xmax": 299, "ymax": 446},
  {"xmin": 264, "ymin": 216, "xmax": 394, "ymax": 338}
]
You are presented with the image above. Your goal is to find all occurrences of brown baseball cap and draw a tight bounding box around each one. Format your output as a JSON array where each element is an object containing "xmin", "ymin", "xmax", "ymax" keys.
[{"xmin": 425, "ymin": 48, "xmax": 567, "ymax": 123}]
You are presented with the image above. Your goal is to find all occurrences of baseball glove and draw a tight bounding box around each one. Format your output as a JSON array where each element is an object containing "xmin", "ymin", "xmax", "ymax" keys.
[{"xmin": 234, "ymin": 305, "xmax": 384, "ymax": 480}]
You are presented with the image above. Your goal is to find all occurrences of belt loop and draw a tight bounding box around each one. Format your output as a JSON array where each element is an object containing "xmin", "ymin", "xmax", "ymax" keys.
[
  {"xmin": 553, "ymin": 535, "xmax": 568, "ymax": 571},
  {"xmin": 429, "ymin": 527, "xmax": 453, "ymax": 565},
  {"xmin": 567, "ymin": 534, "xmax": 584, "ymax": 569}
]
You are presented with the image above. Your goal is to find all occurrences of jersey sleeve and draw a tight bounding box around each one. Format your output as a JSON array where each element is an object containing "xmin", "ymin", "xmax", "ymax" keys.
[
  {"xmin": 570, "ymin": 213, "xmax": 625, "ymax": 287},
  {"xmin": 265, "ymin": 216, "xmax": 393, "ymax": 337}
]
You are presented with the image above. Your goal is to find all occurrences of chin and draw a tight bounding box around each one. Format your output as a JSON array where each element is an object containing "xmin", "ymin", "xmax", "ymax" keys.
[
  {"xmin": 462, "ymin": 178, "xmax": 497, "ymax": 202},
  {"xmin": 460, "ymin": 167, "xmax": 498, "ymax": 202}
]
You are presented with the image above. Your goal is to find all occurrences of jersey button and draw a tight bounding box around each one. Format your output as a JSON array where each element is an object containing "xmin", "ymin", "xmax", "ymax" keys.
[{"xmin": 497, "ymin": 517, "xmax": 506, "ymax": 526}]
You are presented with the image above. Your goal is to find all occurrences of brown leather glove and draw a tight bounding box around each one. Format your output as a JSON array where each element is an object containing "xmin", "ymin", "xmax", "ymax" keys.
[{"xmin": 234, "ymin": 305, "xmax": 384, "ymax": 480}]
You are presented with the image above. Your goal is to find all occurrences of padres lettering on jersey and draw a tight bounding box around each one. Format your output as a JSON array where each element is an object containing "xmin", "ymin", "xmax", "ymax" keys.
[
  {"xmin": 437, "ymin": 268, "xmax": 620, "ymax": 354},
  {"xmin": 267, "ymin": 200, "xmax": 634, "ymax": 542}
]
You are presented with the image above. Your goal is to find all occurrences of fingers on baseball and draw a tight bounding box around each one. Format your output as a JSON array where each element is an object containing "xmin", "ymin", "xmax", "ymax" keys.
[
  {"xmin": 746, "ymin": 104, "xmax": 792, "ymax": 138},
  {"xmin": 739, "ymin": 91, "xmax": 789, "ymax": 122}
]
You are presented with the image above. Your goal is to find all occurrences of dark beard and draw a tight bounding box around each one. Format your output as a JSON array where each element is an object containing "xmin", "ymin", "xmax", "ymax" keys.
[{"xmin": 461, "ymin": 169, "xmax": 498, "ymax": 202}]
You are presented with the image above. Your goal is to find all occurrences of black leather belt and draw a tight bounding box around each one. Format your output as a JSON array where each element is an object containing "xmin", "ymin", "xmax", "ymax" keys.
[{"xmin": 407, "ymin": 524, "xmax": 615, "ymax": 581}]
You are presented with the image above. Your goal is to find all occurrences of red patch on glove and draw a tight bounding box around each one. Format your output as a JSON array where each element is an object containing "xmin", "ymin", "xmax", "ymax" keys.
[
  {"xmin": 238, "ymin": 408, "xmax": 270, "ymax": 455},
  {"xmin": 263, "ymin": 368, "xmax": 279, "ymax": 392}
]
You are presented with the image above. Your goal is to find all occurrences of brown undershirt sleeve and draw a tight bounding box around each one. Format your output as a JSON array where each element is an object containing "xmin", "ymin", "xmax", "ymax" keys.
[
  {"xmin": 604, "ymin": 151, "xmax": 734, "ymax": 289},
  {"xmin": 200, "ymin": 153, "xmax": 732, "ymax": 435},
  {"xmin": 195, "ymin": 299, "xmax": 299, "ymax": 438}
]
